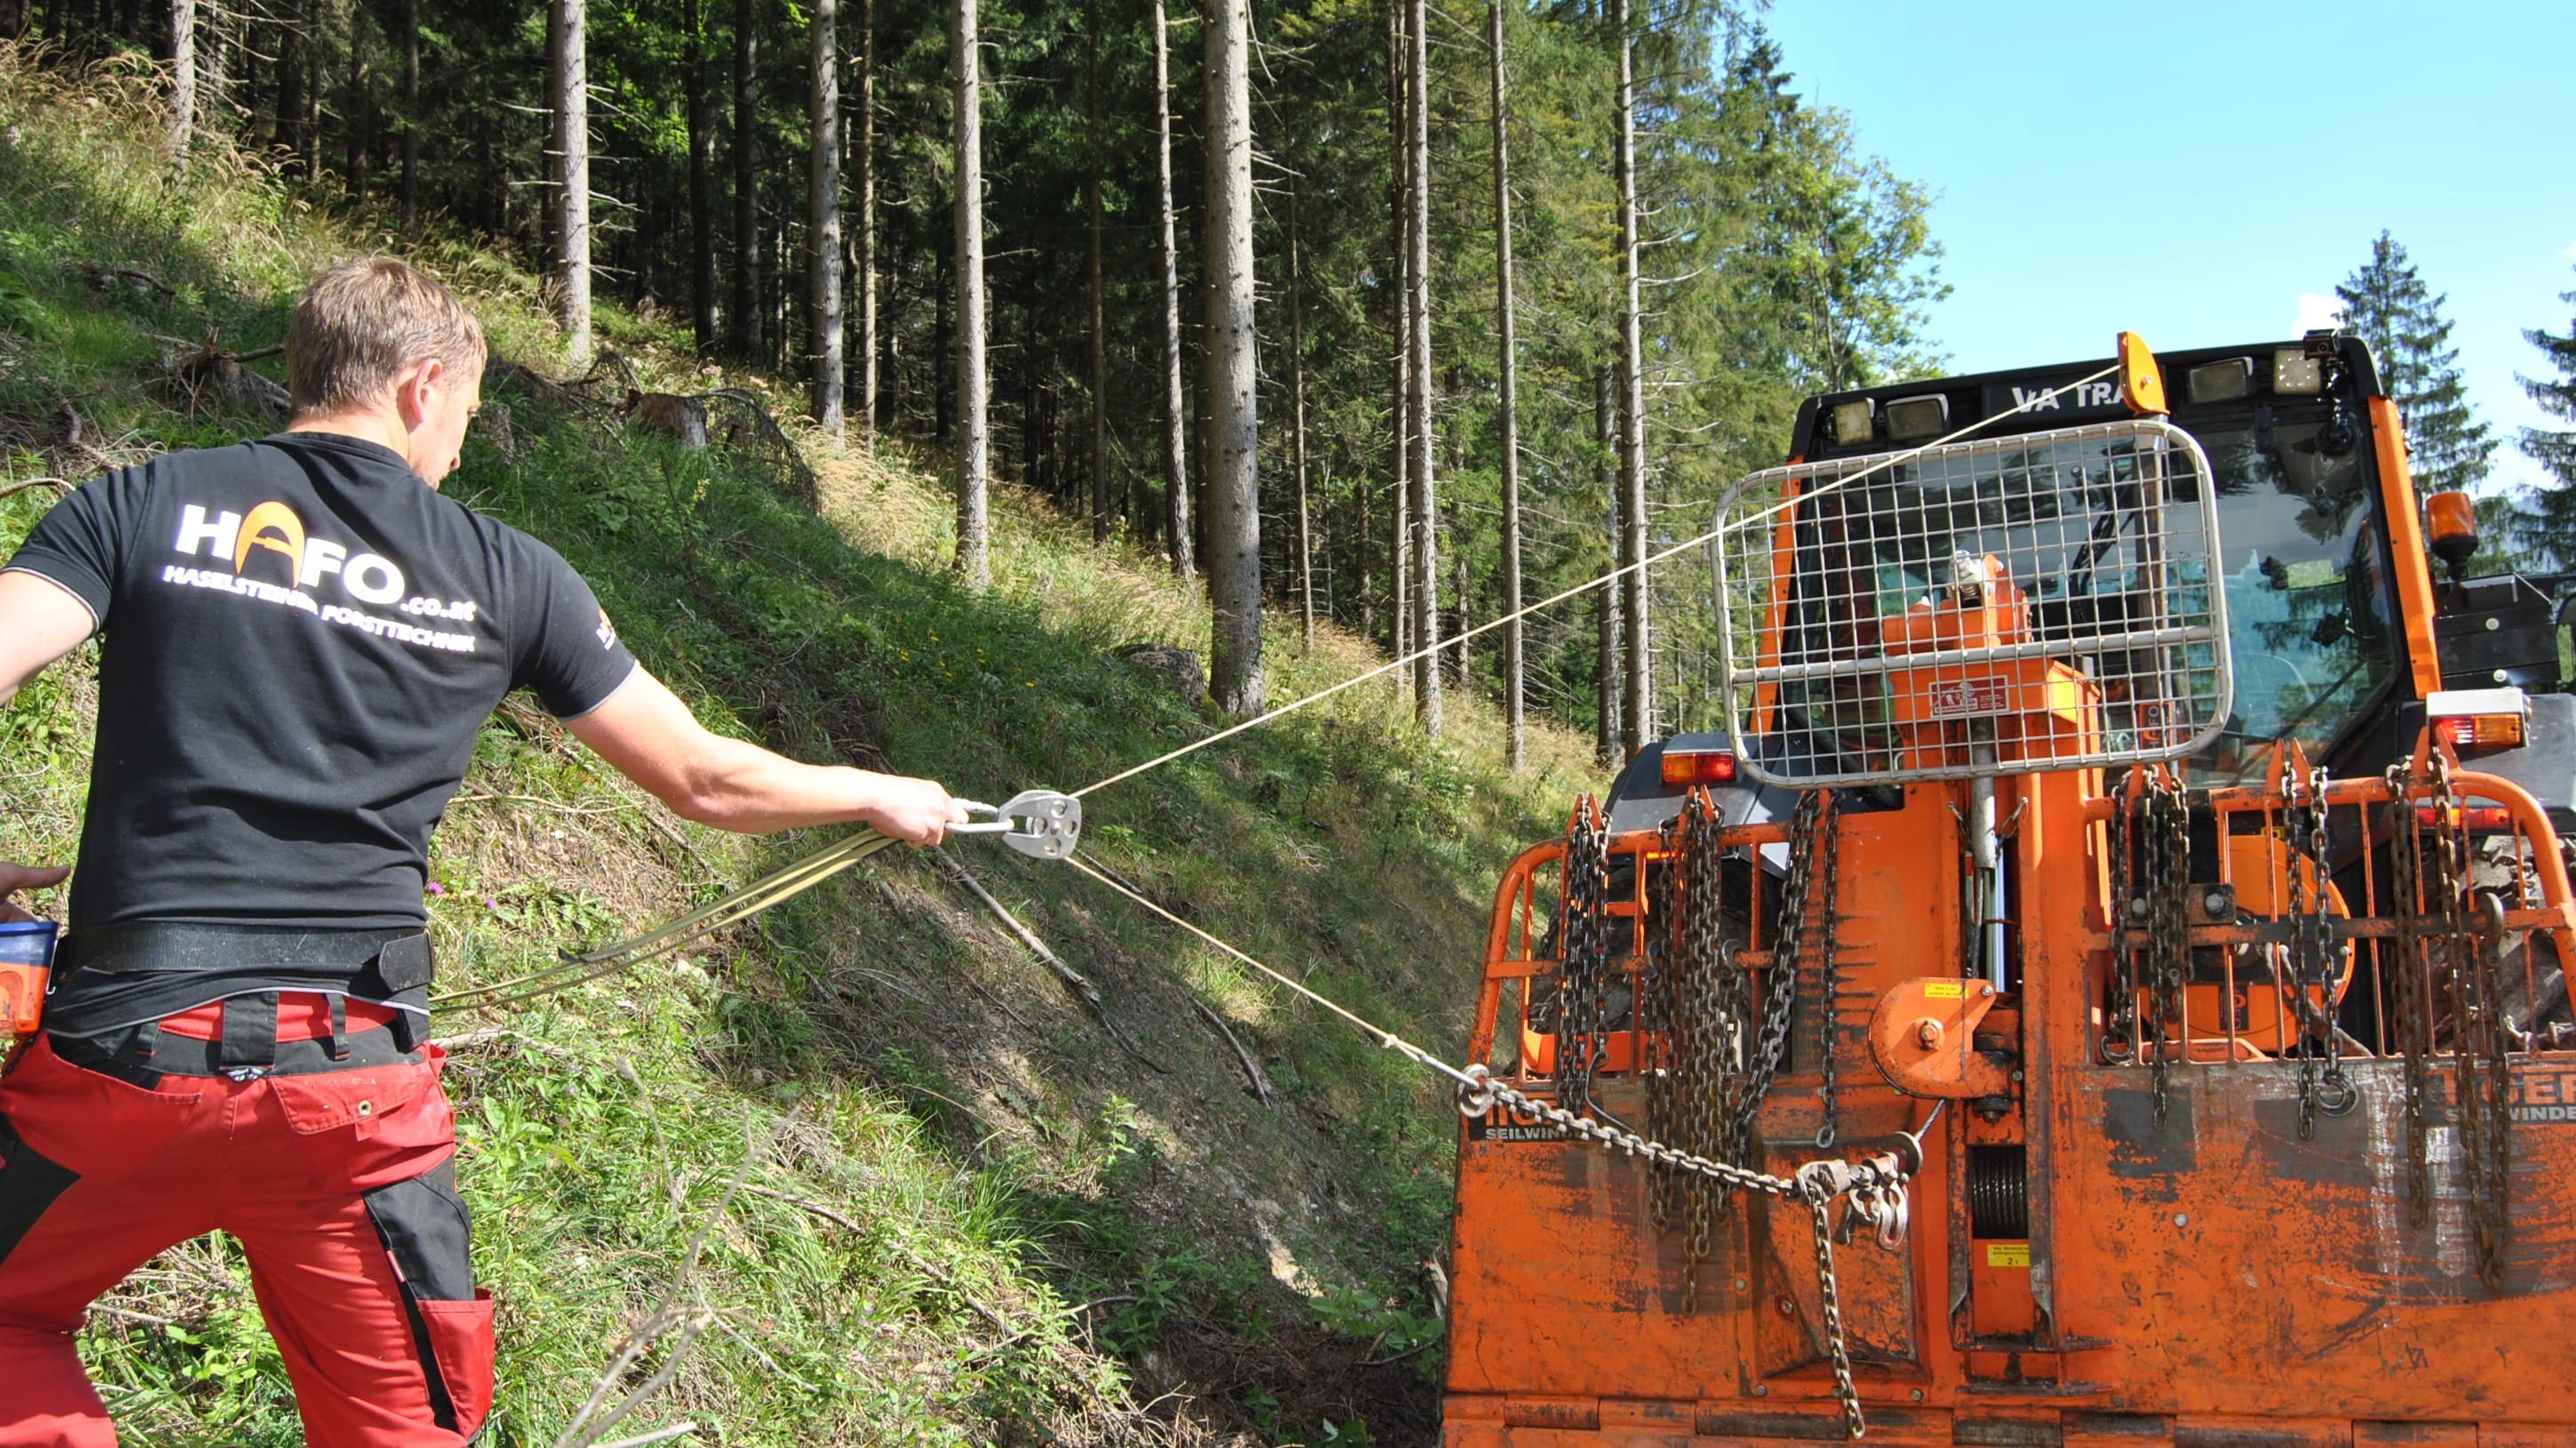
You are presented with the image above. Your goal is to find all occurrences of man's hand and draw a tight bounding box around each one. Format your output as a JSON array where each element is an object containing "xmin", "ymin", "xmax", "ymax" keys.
[
  {"xmin": 860, "ymin": 774, "xmax": 971, "ymax": 848},
  {"xmin": 0, "ymin": 863, "xmax": 68, "ymax": 924}
]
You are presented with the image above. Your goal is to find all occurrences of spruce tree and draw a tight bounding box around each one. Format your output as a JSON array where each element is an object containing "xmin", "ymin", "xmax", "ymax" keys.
[
  {"xmin": 2517, "ymin": 272, "xmax": 2576, "ymax": 568},
  {"xmin": 2335, "ymin": 232, "xmax": 2495, "ymax": 493}
]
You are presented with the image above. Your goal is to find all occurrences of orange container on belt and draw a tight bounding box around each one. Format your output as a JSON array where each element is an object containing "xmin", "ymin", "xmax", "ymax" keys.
[{"xmin": 0, "ymin": 920, "xmax": 59, "ymax": 1038}]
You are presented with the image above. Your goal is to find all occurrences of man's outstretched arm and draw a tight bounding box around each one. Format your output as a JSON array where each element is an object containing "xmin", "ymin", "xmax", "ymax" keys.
[
  {"xmin": 0, "ymin": 569, "xmax": 96, "ymax": 710},
  {"xmin": 566, "ymin": 667, "xmax": 965, "ymax": 844},
  {"xmin": 0, "ymin": 569, "xmax": 93, "ymax": 909}
]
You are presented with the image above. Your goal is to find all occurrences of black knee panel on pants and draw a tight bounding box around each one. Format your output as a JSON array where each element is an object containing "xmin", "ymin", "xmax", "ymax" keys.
[
  {"xmin": 362, "ymin": 1159, "xmax": 474, "ymax": 1302},
  {"xmin": 0, "ymin": 1114, "xmax": 77, "ymax": 1273}
]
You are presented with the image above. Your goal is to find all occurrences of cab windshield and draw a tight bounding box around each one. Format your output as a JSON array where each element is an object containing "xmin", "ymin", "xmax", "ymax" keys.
[{"xmin": 2186, "ymin": 412, "xmax": 2396, "ymax": 783}]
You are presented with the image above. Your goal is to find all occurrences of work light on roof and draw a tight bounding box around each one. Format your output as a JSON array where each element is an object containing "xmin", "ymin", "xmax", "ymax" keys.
[
  {"xmin": 1830, "ymin": 399, "xmax": 1875, "ymax": 446},
  {"xmin": 2186, "ymin": 357, "xmax": 2254, "ymax": 406},
  {"xmin": 1885, "ymin": 394, "xmax": 1949, "ymax": 440},
  {"xmin": 2273, "ymin": 349, "xmax": 2324, "ymax": 394}
]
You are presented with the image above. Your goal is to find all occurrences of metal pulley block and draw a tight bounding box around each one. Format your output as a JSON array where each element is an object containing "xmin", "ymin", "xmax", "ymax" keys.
[
  {"xmin": 1796, "ymin": 1154, "xmax": 1912, "ymax": 1253},
  {"xmin": 950, "ymin": 790, "xmax": 1083, "ymax": 859}
]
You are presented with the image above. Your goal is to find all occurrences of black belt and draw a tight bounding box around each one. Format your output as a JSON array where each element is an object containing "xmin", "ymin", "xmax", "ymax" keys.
[
  {"xmin": 60, "ymin": 922, "xmax": 434, "ymax": 993},
  {"xmin": 51, "ymin": 1002, "xmax": 424, "ymax": 1085}
]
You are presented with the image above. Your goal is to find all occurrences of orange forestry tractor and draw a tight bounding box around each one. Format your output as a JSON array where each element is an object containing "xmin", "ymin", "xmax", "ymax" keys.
[{"xmin": 1442, "ymin": 334, "xmax": 2576, "ymax": 1447}]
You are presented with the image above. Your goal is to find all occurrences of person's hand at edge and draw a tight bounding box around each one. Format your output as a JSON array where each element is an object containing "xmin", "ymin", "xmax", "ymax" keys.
[
  {"xmin": 0, "ymin": 863, "xmax": 68, "ymax": 924},
  {"xmin": 862, "ymin": 776, "xmax": 970, "ymax": 848}
]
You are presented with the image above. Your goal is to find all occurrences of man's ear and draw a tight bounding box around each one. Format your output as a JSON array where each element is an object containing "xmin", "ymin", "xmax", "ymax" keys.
[{"xmin": 393, "ymin": 358, "xmax": 447, "ymax": 430}]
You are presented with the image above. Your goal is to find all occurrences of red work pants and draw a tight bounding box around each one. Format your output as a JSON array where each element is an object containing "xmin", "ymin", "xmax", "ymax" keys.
[{"xmin": 0, "ymin": 1002, "xmax": 494, "ymax": 1447}]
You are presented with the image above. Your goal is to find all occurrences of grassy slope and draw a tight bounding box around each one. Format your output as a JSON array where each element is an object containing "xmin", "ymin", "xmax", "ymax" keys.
[{"xmin": 0, "ymin": 53, "xmax": 1600, "ymax": 1448}]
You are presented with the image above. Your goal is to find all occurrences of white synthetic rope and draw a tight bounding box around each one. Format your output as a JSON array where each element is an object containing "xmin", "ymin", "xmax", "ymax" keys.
[
  {"xmin": 1072, "ymin": 365, "xmax": 2121, "ymax": 800},
  {"xmin": 467, "ymin": 366, "xmax": 2124, "ymax": 1010},
  {"xmin": 1062, "ymin": 850, "xmax": 1477, "ymax": 1088}
]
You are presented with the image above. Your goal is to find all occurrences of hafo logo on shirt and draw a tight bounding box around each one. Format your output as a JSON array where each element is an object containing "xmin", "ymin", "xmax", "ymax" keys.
[{"xmin": 171, "ymin": 502, "xmax": 479, "ymax": 622}]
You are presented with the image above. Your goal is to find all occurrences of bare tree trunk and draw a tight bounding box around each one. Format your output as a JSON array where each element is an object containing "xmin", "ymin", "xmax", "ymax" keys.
[
  {"xmin": 199, "ymin": 1, "xmax": 228, "ymax": 141},
  {"xmin": 1597, "ymin": 367, "xmax": 1622, "ymax": 768},
  {"xmin": 952, "ymin": 0, "xmax": 989, "ymax": 591},
  {"xmin": 550, "ymin": 0, "xmax": 591, "ymax": 366},
  {"xmin": 275, "ymin": 2, "xmax": 303, "ymax": 173},
  {"xmin": 933, "ymin": 248, "xmax": 952, "ymax": 439},
  {"xmin": 543, "ymin": 0, "xmax": 562, "ymax": 277},
  {"xmin": 300, "ymin": 13, "xmax": 318, "ymax": 177},
  {"xmin": 1613, "ymin": 0, "xmax": 1646, "ymax": 755},
  {"xmin": 1451, "ymin": 484, "xmax": 1469, "ymax": 683},
  {"xmin": 397, "ymin": 0, "xmax": 420, "ymax": 229},
  {"xmin": 345, "ymin": 0, "xmax": 370, "ymax": 198},
  {"xmin": 1087, "ymin": 0, "xmax": 1108, "ymax": 542},
  {"xmin": 1393, "ymin": 457, "xmax": 1410, "ymax": 667},
  {"xmin": 1386, "ymin": 6, "xmax": 1408, "ymax": 675},
  {"xmin": 809, "ymin": 0, "xmax": 843, "ymax": 435},
  {"xmin": 733, "ymin": 0, "xmax": 763, "ymax": 359},
  {"xmin": 1404, "ymin": 0, "xmax": 1438, "ymax": 734},
  {"xmin": 1202, "ymin": 0, "xmax": 1260, "ymax": 714},
  {"xmin": 857, "ymin": 0, "xmax": 878, "ymax": 443},
  {"xmin": 1290, "ymin": 186, "xmax": 1314, "ymax": 655},
  {"xmin": 1490, "ymin": 0, "xmax": 1523, "ymax": 768},
  {"xmin": 165, "ymin": 0, "xmax": 196, "ymax": 156},
  {"xmin": 684, "ymin": 1, "xmax": 716, "ymax": 350},
  {"xmin": 1152, "ymin": 0, "xmax": 1191, "ymax": 580}
]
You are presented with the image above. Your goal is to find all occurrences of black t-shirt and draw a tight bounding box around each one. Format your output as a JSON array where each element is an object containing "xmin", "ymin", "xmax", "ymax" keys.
[{"xmin": 5, "ymin": 432, "xmax": 637, "ymax": 1016}]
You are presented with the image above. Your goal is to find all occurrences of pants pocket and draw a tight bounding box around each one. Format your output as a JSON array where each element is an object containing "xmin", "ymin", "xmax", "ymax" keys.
[
  {"xmin": 0, "ymin": 1034, "xmax": 202, "ymax": 1183},
  {"xmin": 415, "ymin": 1289, "xmax": 495, "ymax": 1438},
  {"xmin": 364, "ymin": 1159, "xmax": 490, "ymax": 1436}
]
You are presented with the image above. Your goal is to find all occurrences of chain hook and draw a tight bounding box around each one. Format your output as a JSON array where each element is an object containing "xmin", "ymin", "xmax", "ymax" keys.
[{"xmin": 1455, "ymin": 1063, "xmax": 1497, "ymax": 1119}]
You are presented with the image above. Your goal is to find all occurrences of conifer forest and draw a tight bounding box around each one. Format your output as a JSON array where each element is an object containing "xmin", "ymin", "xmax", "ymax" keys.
[
  {"xmin": 27, "ymin": 0, "xmax": 1957, "ymax": 752},
  {"xmin": 15, "ymin": 4, "xmax": 2576, "ymax": 1445},
  {"xmin": 23, "ymin": 0, "xmax": 2576, "ymax": 760}
]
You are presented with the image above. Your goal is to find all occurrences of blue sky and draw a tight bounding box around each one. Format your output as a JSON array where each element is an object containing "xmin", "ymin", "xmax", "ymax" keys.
[{"xmin": 1761, "ymin": 1, "xmax": 2575, "ymax": 499}]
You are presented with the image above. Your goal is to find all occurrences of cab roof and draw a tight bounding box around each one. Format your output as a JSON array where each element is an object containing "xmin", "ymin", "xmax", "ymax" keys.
[{"xmin": 1791, "ymin": 334, "xmax": 2386, "ymax": 462}]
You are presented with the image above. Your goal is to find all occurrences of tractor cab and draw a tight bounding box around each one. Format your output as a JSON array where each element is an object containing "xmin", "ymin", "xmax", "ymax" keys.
[
  {"xmin": 1442, "ymin": 336, "xmax": 2576, "ymax": 1448},
  {"xmin": 1614, "ymin": 334, "xmax": 2572, "ymax": 833}
]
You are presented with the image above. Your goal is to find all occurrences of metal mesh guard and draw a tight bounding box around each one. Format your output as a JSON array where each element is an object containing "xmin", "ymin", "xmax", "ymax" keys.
[{"xmin": 1711, "ymin": 418, "xmax": 2232, "ymax": 788}]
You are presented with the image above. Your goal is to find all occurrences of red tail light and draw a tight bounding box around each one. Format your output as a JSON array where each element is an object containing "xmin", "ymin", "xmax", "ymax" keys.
[
  {"xmin": 2416, "ymin": 804, "xmax": 2513, "ymax": 833},
  {"xmin": 2437, "ymin": 714, "xmax": 2525, "ymax": 748},
  {"xmin": 1662, "ymin": 749, "xmax": 1738, "ymax": 787}
]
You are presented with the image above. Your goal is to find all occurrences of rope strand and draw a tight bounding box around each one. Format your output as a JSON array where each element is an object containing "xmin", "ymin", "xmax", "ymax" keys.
[
  {"xmin": 1062, "ymin": 851, "xmax": 1474, "ymax": 1087},
  {"xmin": 446, "ymin": 365, "xmax": 2122, "ymax": 1012},
  {"xmin": 1071, "ymin": 365, "xmax": 2119, "ymax": 800}
]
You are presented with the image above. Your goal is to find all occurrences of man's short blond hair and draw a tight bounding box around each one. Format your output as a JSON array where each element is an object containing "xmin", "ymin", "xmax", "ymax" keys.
[{"xmin": 285, "ymin": 256, "xmax": 487, "ymax": 415}]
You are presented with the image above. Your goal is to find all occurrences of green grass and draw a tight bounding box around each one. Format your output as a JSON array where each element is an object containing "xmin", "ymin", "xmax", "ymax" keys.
[{"xmin": 0, "ymin": 47, "xmax": 1600, "ymax": 1447}]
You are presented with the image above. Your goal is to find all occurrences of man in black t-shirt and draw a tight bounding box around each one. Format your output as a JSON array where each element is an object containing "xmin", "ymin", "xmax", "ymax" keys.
[{"xmin": 0, "ymin": 257, "xmax": 964, "ymax": 1447}]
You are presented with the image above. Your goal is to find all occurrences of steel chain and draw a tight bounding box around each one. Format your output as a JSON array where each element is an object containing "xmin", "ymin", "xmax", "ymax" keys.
[
  {"xmin": 2143, "ymin": 766, "xmax": 2192, "ymax": 1128},
  {"xmin": 2105, "ymin": 768, "xmax": 2142, "ymax": 1062},
  {"xmin": 2386, "ymin": 759, "xmax": 2437, "ymax": 1225},
  {"xmin": 1743, "ymin": 791, "xmax": 1832, "ymax": 1146},
  {"xmin": 1650, "ymin": 788, "xmax": 1737, "ymax": 1307},
  {"xmin": 1555, "ymin": 796, "xmax": 1615, "ymax": 1116},
  {"xmin": 2428, "ymin": 752, "xmax": 2516, "ymax": 1293},
  {"xmin": 1645, "ymin": 804, "xmax": 1686, "ymax": 1230},
  {"xmin": 2283, "ymin": 760, "xmax": 2356, "ymax": 1138},
  {"xmin": 1458, "ymin": 1066, "xmax": 1907, "ymax": 1440},
  {"xmin": 1806, "ymin": 1180, "xmax": 1865, "ymax": 1441},
  {"xmin": 1815, "ymin": 792, "xmax": 1847, "ymax": 1150}
]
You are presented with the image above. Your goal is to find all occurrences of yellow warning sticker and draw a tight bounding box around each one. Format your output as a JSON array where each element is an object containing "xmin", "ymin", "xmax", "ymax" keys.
[
  {"xmin": 1922, "ymin": 981, "xmax": 1967, "ymax": 1000},
  {"xmin": 1985, "ymin": 1243, "xmax": 2031, "ymax": 1268}
]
